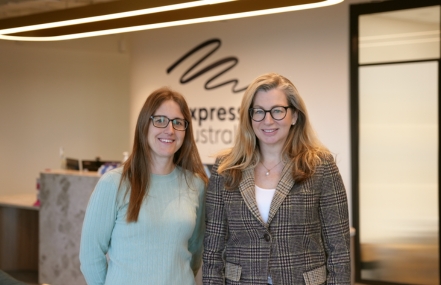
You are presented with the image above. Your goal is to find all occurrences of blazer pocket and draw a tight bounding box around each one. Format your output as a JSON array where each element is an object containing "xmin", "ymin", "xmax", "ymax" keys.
[
  {"xmin": 225, "ymin": 262, "xmax": 242, "ymax": 282},
  {"xmin": 303, "ymin": 265, "xmax": 327, "ymax": 285}
]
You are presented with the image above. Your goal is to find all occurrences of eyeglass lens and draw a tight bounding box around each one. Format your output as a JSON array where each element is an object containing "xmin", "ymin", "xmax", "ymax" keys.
[
  {"xmin": 250, "ymin": 106, "xmax": 289, "ymax": 122},
  {"xmin": 151, "ymin": 116, "xmax": 188, "ymax": 130}
]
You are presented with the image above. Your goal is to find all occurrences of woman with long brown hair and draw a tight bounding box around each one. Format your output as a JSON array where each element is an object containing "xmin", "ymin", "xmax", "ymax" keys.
[
  {"xmin": 203, "ymin": 73, "xmax": 350, "ymax": 284},
  {"xmin": 80, "ymin": 87, "xmax": 208, "ymax": 285}
]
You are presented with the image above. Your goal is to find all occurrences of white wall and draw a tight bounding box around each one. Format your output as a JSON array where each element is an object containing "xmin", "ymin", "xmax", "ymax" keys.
[
  {"xmin": 0, "ymin": 0, "xmax": 368, "ymax": 215},
  {"xmin": 129, "ymin": 0, "xmax": 369, "ymax": 223},
  {"xmin": 0, "ymin": 36, "xmax": 131, "ymax": 195}
]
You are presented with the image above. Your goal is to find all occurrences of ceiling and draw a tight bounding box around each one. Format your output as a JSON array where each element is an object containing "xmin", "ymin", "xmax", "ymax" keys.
[
  {"xmin": 0, "ymin": 0, "xmax": 117, "ymax": 19},
  {"xmin": 0, "ymin": 0, "xmax": 438, "ymax": 42},
  {"xmin": 1, "ymin": 0, "xmax": 439, "ymax": 22}
]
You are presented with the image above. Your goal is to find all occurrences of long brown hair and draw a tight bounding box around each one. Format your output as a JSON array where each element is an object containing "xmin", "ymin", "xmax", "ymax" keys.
[
  {"xmin": 120, "ymin": 87, "xmax": 208, "ymax": 222},
  {"xmin": 218, "ymin": 73, "xmax": 331, "ymax": 189}
]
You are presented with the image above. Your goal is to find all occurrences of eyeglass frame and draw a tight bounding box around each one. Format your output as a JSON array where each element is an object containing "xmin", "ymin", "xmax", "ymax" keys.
[
  {"xmin": 150, "ymin": 115, "xmax": 189, "ymax": 131},
  {"xmin": 248, "ymin": 106, "xmax": 293, "ymax": 122}
]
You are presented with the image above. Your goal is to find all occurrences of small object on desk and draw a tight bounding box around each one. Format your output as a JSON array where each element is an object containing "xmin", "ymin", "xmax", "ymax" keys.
[
  {"xmin": 122, "ymin": 151, "xmax": 129, "ymax": 163},
  {"xmin": 98, "ymin": 162, "xmax": 120, "ymax": 175},
  {"xmin": 82, "ymin": 157, "xmax": 102, "ymax": 172},
  {"xmin": 33, "ymin": 177, "xmax": 40, "ymax": 207},
  {"xmin": 66, "ymin": 158, "xmax": 80, "ymax": 170},
  {"xmin": 59, "ymin": 146, "xmax": 67, "ymax": 169}
]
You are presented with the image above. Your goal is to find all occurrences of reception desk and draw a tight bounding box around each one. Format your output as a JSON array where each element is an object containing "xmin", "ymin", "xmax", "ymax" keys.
[
  {"xmin": 39, "ymin": 170, "xmax": 100, "ymax": 285},
  {"xmin": 38, "ymin": 170, "xmax": 355, "ymax": 285},
  {"xmin": 0, "ymin": 194, "xmax": 39, "ymax": 283}
]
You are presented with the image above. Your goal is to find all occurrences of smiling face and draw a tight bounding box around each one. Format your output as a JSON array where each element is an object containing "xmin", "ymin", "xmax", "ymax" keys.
[
  {"xmin": 147, "ymin": 100, "xmax": 186, "ymax": 164},
  {"xmin": 251, "ymin": 88, "xmax": 298, "ymax": 150}
]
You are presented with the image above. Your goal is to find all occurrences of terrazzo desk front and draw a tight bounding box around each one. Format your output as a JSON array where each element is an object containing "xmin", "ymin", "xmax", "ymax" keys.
[{"xmin": 39, "ymin": 170, "xmax": 100, "ymax": 285}]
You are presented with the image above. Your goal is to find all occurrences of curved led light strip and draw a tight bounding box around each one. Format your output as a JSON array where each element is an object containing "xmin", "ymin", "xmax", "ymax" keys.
[
  {"xmin": 0, "ymin": 0, "xmax": 233, "ymax": 35},
  {"xmin": 0, "ymin": 0, "xmax": 343, "ymax": 41}
]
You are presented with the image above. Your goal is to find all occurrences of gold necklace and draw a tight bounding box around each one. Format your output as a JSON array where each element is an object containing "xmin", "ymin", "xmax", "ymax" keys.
[{"xmin": 260, "ymin": 160, "xmax": 283, "ymax": 176}]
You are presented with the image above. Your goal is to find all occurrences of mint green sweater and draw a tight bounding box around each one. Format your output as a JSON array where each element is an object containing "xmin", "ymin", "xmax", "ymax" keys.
[{"xmin": 79, "ymin": 167, "xmax": 205, "ymax": 285}]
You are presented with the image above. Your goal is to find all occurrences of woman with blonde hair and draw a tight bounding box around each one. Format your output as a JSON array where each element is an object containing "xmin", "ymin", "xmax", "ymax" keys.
[
  {"xmin": 80, "ymin": 87, "xmax": 208, "ymax": 285},
  {"xmin": 203, "ymin": 73, "xmax": 350, "ymax": 285}
]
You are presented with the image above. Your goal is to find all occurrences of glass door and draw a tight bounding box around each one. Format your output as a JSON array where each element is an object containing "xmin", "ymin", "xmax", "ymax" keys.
[{"xmin": 351, "ymin": 1, "xmax": 440, "ymax": 284}]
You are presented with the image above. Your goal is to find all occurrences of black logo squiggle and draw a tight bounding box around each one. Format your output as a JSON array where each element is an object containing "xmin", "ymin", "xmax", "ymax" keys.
[{"xmin": 167, "ymin": 38, "xmax": 248, "ymax": 93}]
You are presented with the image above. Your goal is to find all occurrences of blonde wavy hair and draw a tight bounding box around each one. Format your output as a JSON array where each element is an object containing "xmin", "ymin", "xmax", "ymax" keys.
[{"xmin": 218, "ymin": 72, "xmax": 331, "ymax": 190}]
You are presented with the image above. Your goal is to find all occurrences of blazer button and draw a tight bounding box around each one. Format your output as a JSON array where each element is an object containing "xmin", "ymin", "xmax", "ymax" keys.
[{"xmin": 264, "ymin": 233, "xmax": 271, "ymax": 242}]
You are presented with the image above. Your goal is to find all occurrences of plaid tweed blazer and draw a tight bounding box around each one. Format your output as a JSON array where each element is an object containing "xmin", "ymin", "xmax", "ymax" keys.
[{"xmin": 203, "ymin": 156, "xmax": 351, "ymax": 285}]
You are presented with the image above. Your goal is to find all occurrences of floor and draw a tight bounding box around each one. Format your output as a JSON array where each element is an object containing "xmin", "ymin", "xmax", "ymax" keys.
[{"xmin": 5, "ymin": 270, "xmax": 38, "ymax": 285}]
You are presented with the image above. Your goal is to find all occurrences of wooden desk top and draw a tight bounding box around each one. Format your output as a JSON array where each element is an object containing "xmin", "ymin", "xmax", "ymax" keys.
[
  {"xmin": 41, "ymin": 169, "xmax": 100, "ymax": 177},
  {"xmin": 0, "ymin": 194, "xmax": 39, "ymax": 211}
]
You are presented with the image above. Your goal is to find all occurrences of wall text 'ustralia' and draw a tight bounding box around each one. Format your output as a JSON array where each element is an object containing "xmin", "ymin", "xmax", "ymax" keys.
[{"xmin": 194, "ymin": 124, "xmax": 238, "ymax": 144}]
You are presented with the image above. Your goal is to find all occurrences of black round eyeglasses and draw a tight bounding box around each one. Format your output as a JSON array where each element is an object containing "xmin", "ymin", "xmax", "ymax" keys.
[
  {"xmin": 249, "ymin": 106, "xmax": 292, "ymax": 122},
  {"xmin": 150, "ymin": 116, "xmax": 188, "ymax": 131}
]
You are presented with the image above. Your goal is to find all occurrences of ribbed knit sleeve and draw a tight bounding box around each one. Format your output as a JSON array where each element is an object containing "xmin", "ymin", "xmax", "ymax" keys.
[
  {"xmin": 79, "ymin": 170, "xmax": 121, "ymax": 285},
  {"xmin": 188, "ymin": 177, "xmax": 206, "ymax": 276}
]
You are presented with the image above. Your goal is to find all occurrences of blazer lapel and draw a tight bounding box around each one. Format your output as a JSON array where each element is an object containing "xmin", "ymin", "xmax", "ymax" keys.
[
  {"xmin": 238, "ymin": 167, "xmax": 264, "ymax": 224},
  {"xmin": 267, "ymin": 163, "xmax": 295, "ymax": 224}
]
